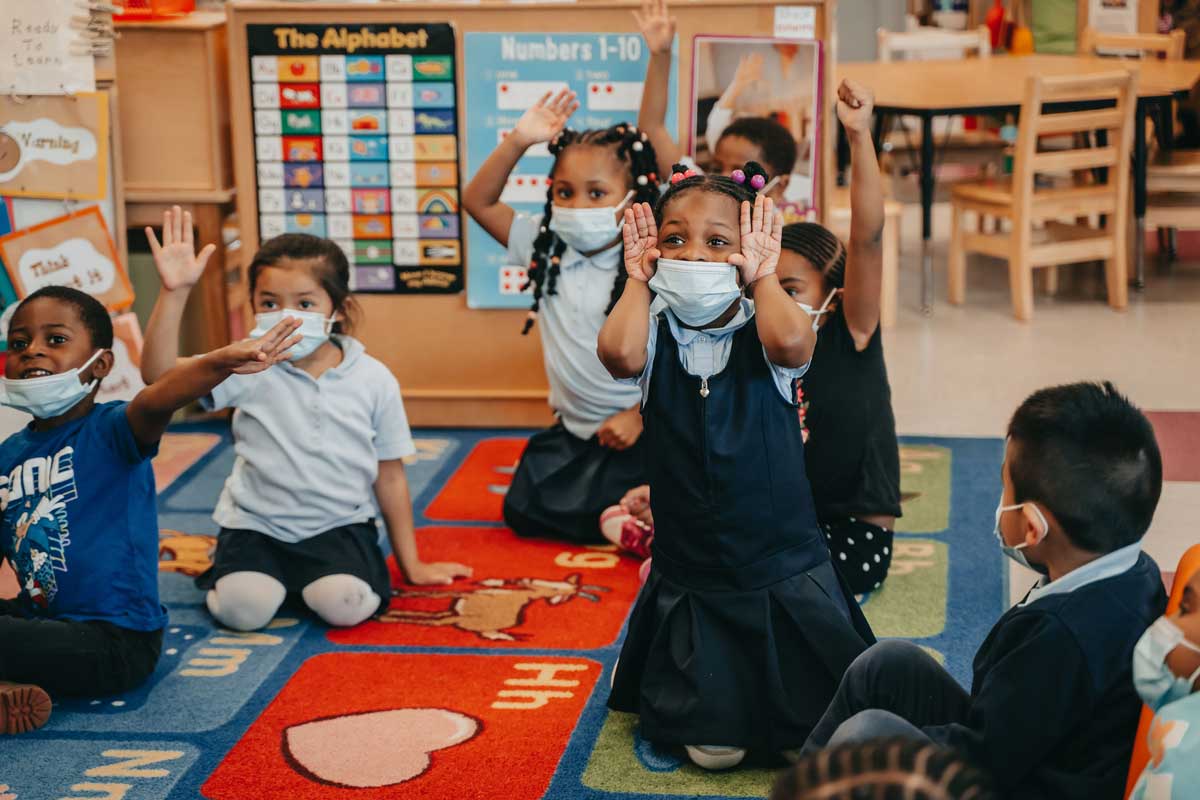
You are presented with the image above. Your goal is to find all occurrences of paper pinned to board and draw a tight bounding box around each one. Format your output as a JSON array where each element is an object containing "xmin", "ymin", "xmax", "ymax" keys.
[
  {"xmin": 0, "ymin": 92, "xmax": 109, "ymax": 200},
  {"xmin": 774, "ymin": 6, "xmax": 817, "ymax": 40},
  {"xmin": 0, "ymin": 0, "xmax": 96, "ymax": 95}
]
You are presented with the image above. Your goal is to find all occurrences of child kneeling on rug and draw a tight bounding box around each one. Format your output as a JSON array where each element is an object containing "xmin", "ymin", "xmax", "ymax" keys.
[
  {"xmin": 0, "ymin": 286, "xmax": 301, "ymax": 734},
  {"xmin": 142, "ymin": 210, "xmax": 471, "ymax": 633},
  {"xmin": 803, "ymin": 381, "xmax": 1167, "ymax": 800},
  {"xmin": 598, "ymin": 163, "xmax": 874, "ymax": 768}
]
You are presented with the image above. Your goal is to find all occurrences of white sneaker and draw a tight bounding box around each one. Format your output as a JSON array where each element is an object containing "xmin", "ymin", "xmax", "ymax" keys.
[{"xmin": 685, "ymin": 744, "xmax": 747, "ymax": 771}]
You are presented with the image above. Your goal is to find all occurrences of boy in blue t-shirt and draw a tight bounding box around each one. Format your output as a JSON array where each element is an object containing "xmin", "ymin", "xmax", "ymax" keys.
[
  {"xmin": 0, "ymin": 286, "xmax": 300, "ymax": 735},
  {"xmin": 803, "ymin": 381, "xmax": 1168, "ymax": 800}
]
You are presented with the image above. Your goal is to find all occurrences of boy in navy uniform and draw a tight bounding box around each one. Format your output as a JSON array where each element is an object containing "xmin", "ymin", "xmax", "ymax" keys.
[{"xmin": 803, "ymin": 381, "xmax": 1167, "ymax": 800}]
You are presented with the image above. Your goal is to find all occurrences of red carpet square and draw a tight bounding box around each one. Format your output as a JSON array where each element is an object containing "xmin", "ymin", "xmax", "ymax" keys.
[
  {"xmin": 153, "ymin": 432, "xmax": 222, "ymax": 493},
  {"xmin": 202, "ymin": 653, "xmax": 598, "ymax": 800},
  {"xmin": 1147, "ymin": 412, "xmax": 1200, "ymax": 483},
  {"xmin": 424, "ymin": 438, "xmax": 526, "ymax": 521},
  {"xmin": 330, "ymin": 526, "xmax": 641, "ymax": 649}
]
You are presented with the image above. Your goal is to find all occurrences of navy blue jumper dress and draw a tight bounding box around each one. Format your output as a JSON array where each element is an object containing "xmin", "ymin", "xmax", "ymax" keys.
[{"xmin": 608, "ymin": 315, "xmax": 875, "ymax": 755}]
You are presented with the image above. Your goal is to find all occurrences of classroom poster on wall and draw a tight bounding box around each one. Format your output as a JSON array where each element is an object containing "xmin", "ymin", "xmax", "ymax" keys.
[
  {"xmin": 0, "ymin": 92, "xmax": 109, "ymax": 200},
  {"xmin": 0, "ymin": 206, "xmax": 133, "ymax": 311},
  {"xmin": 96, "ymin": 313, "xmax": 146, "ymax": 403},
  {"xmin": 0, "ymin": 0, "xmax": 96, "ymax": 96},
  {"xmin": 247, "ymin": 23, "xmax": 462, "ymax": 294},
  {"xmin": 463, "ymin": 32, "xmax": 678, "ymax": 310}
]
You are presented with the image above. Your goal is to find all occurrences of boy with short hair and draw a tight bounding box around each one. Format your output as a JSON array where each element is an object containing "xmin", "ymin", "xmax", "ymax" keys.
[
  {"xmin": 0, "ymin": 286, "xmax": 300, "ymax": 734},
  {"xmin": 803, "ymin": 381, "xmax": 1167, "ymax": 800}
]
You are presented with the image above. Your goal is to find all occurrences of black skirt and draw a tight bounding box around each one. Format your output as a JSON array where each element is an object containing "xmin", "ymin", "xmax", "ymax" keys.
[
  {"xmin": 502, "ymin": 423, "xmax": 645, "ymax": 544},
  {"xmin": 608, "ymin": 557, "xmax": 873, "ymax": 756}
]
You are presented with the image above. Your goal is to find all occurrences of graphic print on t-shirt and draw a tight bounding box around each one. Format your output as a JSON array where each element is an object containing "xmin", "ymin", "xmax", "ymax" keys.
[{"xmin": 0, "ymin": 445, "xmax": 79, "ymax": 608}]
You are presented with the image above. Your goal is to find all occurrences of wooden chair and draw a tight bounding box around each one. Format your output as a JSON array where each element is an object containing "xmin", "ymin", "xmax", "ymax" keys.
[
  {"xmin": 1079, "ymin": 28, "xmax": 1186, "ymax": 61},
  {"xmin": 948, "ymin": 70, "xmax": 1137, "ymax": 321},
  {"xmin": 1124, "ymin": 543, "xmax": 1200, "ymax": 798}
]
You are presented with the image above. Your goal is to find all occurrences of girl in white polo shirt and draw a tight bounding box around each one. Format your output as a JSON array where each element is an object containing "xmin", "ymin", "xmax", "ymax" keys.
[{"xmin": 142, "ymin": 208, "xmax": 471, "ymax": 631}]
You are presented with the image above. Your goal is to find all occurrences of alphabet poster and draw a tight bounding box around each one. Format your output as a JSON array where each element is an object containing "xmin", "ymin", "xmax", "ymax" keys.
[
  {"xmin": 0, "ymin": 92, "xmax": 109, "ymax": 200},
  {"xmin": 0, "ymin": 205, "xmax": 133, "ymax": 311},
  {"xmin": 246, "ymin": 23, "xmax": 463, "ymax": 294}
]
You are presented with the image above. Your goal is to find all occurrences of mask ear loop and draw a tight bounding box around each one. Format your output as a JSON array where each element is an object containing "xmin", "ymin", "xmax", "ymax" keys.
[
  {"xmin": 612, "ymin": 189, "xmax": 636, "ymax": 224},
  {"xmin": 816, "ymin": 286, "xmax": 839, "ymax": 315}
]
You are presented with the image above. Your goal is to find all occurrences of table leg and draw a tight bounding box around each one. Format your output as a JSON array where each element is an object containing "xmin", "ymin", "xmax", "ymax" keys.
[
  {"xmin": 920, "ymin": 113, "xmax": 935, "ymax": 315},
  {"xmin": 1132, "ymin": 98, "xmax": 1149, "ymax": 291}
]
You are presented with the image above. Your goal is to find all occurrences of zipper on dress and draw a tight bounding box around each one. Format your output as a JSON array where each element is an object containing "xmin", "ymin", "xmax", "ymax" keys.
[{"xmin": 699, "ymin": 376, "xmax": 710, "ymax": 398}]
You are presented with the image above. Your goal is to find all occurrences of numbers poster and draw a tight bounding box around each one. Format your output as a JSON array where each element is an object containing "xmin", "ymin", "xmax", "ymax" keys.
[
  {"xmin": 247, "ymin": 23, "xmax": 462, "ymax": 294},
  {"xmin": 464, "ymin": 33, "xmax": 677, "ymax": 309}
]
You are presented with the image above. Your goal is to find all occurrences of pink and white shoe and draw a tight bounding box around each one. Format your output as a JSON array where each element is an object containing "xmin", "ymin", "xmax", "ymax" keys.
[{"xmin": 600, "ymin": 507, "xmax": 655, "ymax": 559}]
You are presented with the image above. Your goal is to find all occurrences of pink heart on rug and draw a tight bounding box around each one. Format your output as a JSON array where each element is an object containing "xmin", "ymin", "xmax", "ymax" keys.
[{"xmin": 283, "ymin": 708, "xmax": 478, "ymax": 788}]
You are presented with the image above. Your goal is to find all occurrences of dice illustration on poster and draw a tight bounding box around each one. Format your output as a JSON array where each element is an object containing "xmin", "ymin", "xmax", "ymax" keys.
[{"xmin": 248, "ymin": 24, "xmax": 461, "ymax": 294}]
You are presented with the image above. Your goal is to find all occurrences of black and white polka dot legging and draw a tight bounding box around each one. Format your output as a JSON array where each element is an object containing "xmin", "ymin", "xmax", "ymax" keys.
[{"xmin": 822, "ymin": 518, "xmax": 894, "ymax": 595}]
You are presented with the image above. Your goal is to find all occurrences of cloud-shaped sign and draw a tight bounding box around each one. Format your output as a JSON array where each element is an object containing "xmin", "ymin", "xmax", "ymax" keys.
[
  {"xmin": 17, "ymin": 237, "xmax": 115, "ymax": 297},
  {"xmin": 0, "ymin": 118, "xmax": 98, "ymax": 183}
]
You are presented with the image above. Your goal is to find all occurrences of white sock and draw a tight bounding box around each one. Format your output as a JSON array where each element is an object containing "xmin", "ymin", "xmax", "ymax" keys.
[
  {"xmin": 301, "ymin": 574, "xmax": 381, "ymax": 627},
  {"xmin": 206, "ymin": 571, "xmax": 286, "ymax": 631}
]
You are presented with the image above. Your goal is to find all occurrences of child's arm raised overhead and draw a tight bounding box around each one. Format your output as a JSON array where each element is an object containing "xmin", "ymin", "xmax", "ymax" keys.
[
  {"xmin": 598, "ymin": 203, "xmax": 658, "ymax": 379},
  {"xmin": 141, "ymin": 206, "xmax": 216, "ymax": 384},
  {"xmin": 126, "ymin": 317, "xmax": 302, "ymax": 450},
  {"xmin": 462, "ymin": 89, "xmax": 579, "ymax": 247},
  {"xmin": 736, "ymin": 195, "xmax": 815, "ymax": 369},
  {"xmin": 375, "ymin": 459, "xmax": 472, "ymax": 586},
  {"xmin": 633, "ymin": 0, "xmax": 683, "ymax": 178},
  {"xmin": 837, "ymin": 79, "xmax": 885, "ymax": 349}
]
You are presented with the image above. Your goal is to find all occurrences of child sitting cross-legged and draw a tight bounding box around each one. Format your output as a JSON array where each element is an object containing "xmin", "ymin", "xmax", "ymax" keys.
[
  {"xmin": 0, "ymin": 285, "xmax": 301, "ymax": 734},
  {"xmin": 802, "ymin": 381, "xmax": 1167, "ymax": 800}
]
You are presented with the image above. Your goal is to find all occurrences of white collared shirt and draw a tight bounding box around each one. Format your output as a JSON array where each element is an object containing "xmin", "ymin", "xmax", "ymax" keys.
[
  {"xmin": 629, "ymin": 298, "xmax": 809, "ymax": 403},
  {"xmin": 1021, "ymin": 540, "xmax": 1143, "ymax": 607},
  {"xmin": 507, "ymin": 213, "xmax": 644, "ymax": 440}
]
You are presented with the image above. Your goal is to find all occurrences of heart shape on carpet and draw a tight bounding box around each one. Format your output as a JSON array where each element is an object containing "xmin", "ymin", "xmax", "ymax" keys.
[{"xmin": 283, "ymin": 707, "xmax": 479, "ymax": 788}]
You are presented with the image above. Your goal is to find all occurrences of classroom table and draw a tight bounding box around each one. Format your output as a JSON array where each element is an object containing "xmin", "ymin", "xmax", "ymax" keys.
[{"xmin": 837, "ymin": 54, "xmax": 1200, "ymax": 314}]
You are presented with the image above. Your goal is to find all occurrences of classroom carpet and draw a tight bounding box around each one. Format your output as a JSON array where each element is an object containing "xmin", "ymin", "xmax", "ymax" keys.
[{"xmin": 0, "ymin": 424, "xmax": 1007, "ymax": 800}]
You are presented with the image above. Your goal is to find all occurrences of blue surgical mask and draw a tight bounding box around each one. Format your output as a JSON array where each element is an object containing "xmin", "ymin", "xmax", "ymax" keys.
[
  {"xmin": 649, "ymin": 258, "xmax": 743, "ymax": 327},
  {"xmin": 252, "ymin": 309, "xmax": 334, "ymax": 362},
  {"xmin": 549, "ymin": 190, "xmax": 634, "ymax": 254},
  {"xmin": 0, "ymin": 350, "xmax": 103, "ymax": 419},
  {"xmin": 993, "ymin": 497, "xmax": 1048, "ymax": 572},
  {"xmin": 1133, "ymin": 616, "xmax": 1200, "ymax": 711},
  {"xmin": 796, "ymin": 287, "xmax": 839, "ymax": 333}
]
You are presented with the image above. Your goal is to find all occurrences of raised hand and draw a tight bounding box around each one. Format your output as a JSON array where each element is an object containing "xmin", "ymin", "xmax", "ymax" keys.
[
  {"xmin": 728, "ymin": 194, "xmax": 783, "ymax": 285},
  {"xmin": 212, "ymin": 317, "xmax": 303, "ymax": 375},
  {"xmin": 836, "ymin": 79, "xmax": 875, "ymax": 135},
  {"xmin": 146, "ymin": 206, "xmax": 216, "ymax": 292},
  {"xmin": 512, "ymin": 88, "xmax": 579, "ymax": 148},
  {"xmin": 633, "ymin": 0, "xmax": 676, "ymax": 56},
  {"xmin": 621, "ymin": 203, "xmax": 660, "ymax": 282}
]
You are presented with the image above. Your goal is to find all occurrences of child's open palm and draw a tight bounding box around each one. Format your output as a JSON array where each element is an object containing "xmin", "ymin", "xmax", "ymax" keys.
[
  {"xmin": 146, "ymin": 206, "xmax": 216, "ymax": 291},
  {"xmin": 513, "ymin": 89, "xmax": 579, "ymax": 147},
  {"xmin": 622, "ymin": 203, "xmax": 660, "ymax": 282},
  {"xmin": 729, "ymin": 195, "xmax": 783, "ymax": 285},
  {"xmin": 634, "ymin": 0, "xmax": 676, "ymax": 55},
  {"xmin": 213, "ymin": 317, "xmax": 303, "ymax": 375}
]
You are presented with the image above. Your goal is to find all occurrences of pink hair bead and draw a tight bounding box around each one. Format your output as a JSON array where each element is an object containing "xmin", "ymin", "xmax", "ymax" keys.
[
  {"xmin": 750, "ymin": 174, "xmax": 766, "ymax": 190},
  {"xmin": 730, "ymin": 169, "xmax": 746, "ymax": 184}
]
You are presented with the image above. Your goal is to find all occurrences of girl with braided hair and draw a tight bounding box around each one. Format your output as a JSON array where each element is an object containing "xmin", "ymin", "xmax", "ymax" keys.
[
  {"xmin": 463, "ymin": 89, "xmax": 661, "ymax": 544},
  {"xmin": 772, "ymin": 739, "xmax": 996, "ymax": 800},
  {"xmin": 598, "ymin": 155, "xmax": 874, "ymax": 770},
  {"xmin": 775, "ymin": 79, "xmax": 901, "ymax": 595}
]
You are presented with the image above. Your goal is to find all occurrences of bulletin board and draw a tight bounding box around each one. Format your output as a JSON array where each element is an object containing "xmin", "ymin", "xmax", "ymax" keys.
[{"xmin": 227, "ymin": 1, "xmax": 836, "ymax": 427}]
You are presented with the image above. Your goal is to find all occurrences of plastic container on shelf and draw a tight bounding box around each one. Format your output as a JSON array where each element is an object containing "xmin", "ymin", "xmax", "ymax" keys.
[{"xmin": 114, "ymin": 0, "xmax": 194, "ymax": 22}]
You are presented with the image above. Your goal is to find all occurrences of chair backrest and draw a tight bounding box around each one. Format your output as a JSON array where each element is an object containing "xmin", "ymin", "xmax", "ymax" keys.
[
  {"xmin": 1080, "ymin": 27, "xmax": 1186, "ymax": 61},
  {"xmin": 877, "ymin": 25, "xmax": 991, "ymax": 63},
  {"xmin": 1124, "ymin": 543, "xmax": 1200, "ymax": 798},
  {"xmin": 1010, "ymin": 70, "xmax": 1137, "ymax": 230}
]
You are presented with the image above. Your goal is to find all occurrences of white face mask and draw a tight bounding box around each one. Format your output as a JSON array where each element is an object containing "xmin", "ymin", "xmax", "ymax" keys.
[
  {"xmin": 252, "ymin": 309, "xmax": 334, "ymax": 362},
  {"xmin": 796, "ymin": 287, "xmax": 839, "ymax": 332},
  {"xmin": 0, "ymin": 350, "xmax": 103, "ymax": 419},
  {"xmin": 993, "ymin": 497, "xmax": 1049, "ymax": 572},
  {"xmin": 1133, "ymin": 616, "xmax": 1200, "ymax": 711},
  {"xmin": 649, "ymin": 258, "xmax": 743, "ymax": 327},
  {"xmin": 549, "ymin": 190, "xmax": 634, "ymax": 254}
]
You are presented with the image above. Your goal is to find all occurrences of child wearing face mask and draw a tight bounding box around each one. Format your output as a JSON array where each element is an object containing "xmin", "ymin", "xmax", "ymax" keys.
[
  {"xmin": 0, "ymin": 285, "xmax": 300, "ymax": 733},
  {"xmin": 463, "ymin": 90, "xmax": 662, "ymax": 544},
  {"xmin": 142, "ymin": 210, "xmax": 471, "ymax": 632},
  {"xmin": 598, "ymin": 158, "xmax": 874, "ymax": 770},
  {"xmin": 1130, "ymin": 567, "xmax": 1200, "ymax": 799},
  {"xmin": 803, "ymin": 381, "xmax": 1166, "ymax": 800}
]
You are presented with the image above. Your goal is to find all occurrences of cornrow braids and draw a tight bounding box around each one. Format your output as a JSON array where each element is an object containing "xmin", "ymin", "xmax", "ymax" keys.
[
  {"xmin": 653, "ymin": 160, "xmax": 769, "ymax": 225},
  {"xmin": 520, "ymin": 123, "xmax": 661, "ymax": 335},
  {"xmin": 781, "ymin": 222, "xmax": 847, "ymax": 289},
  {"xmin": 770, "ymin": 739, "xmax": 997, "ymax": 800}
]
